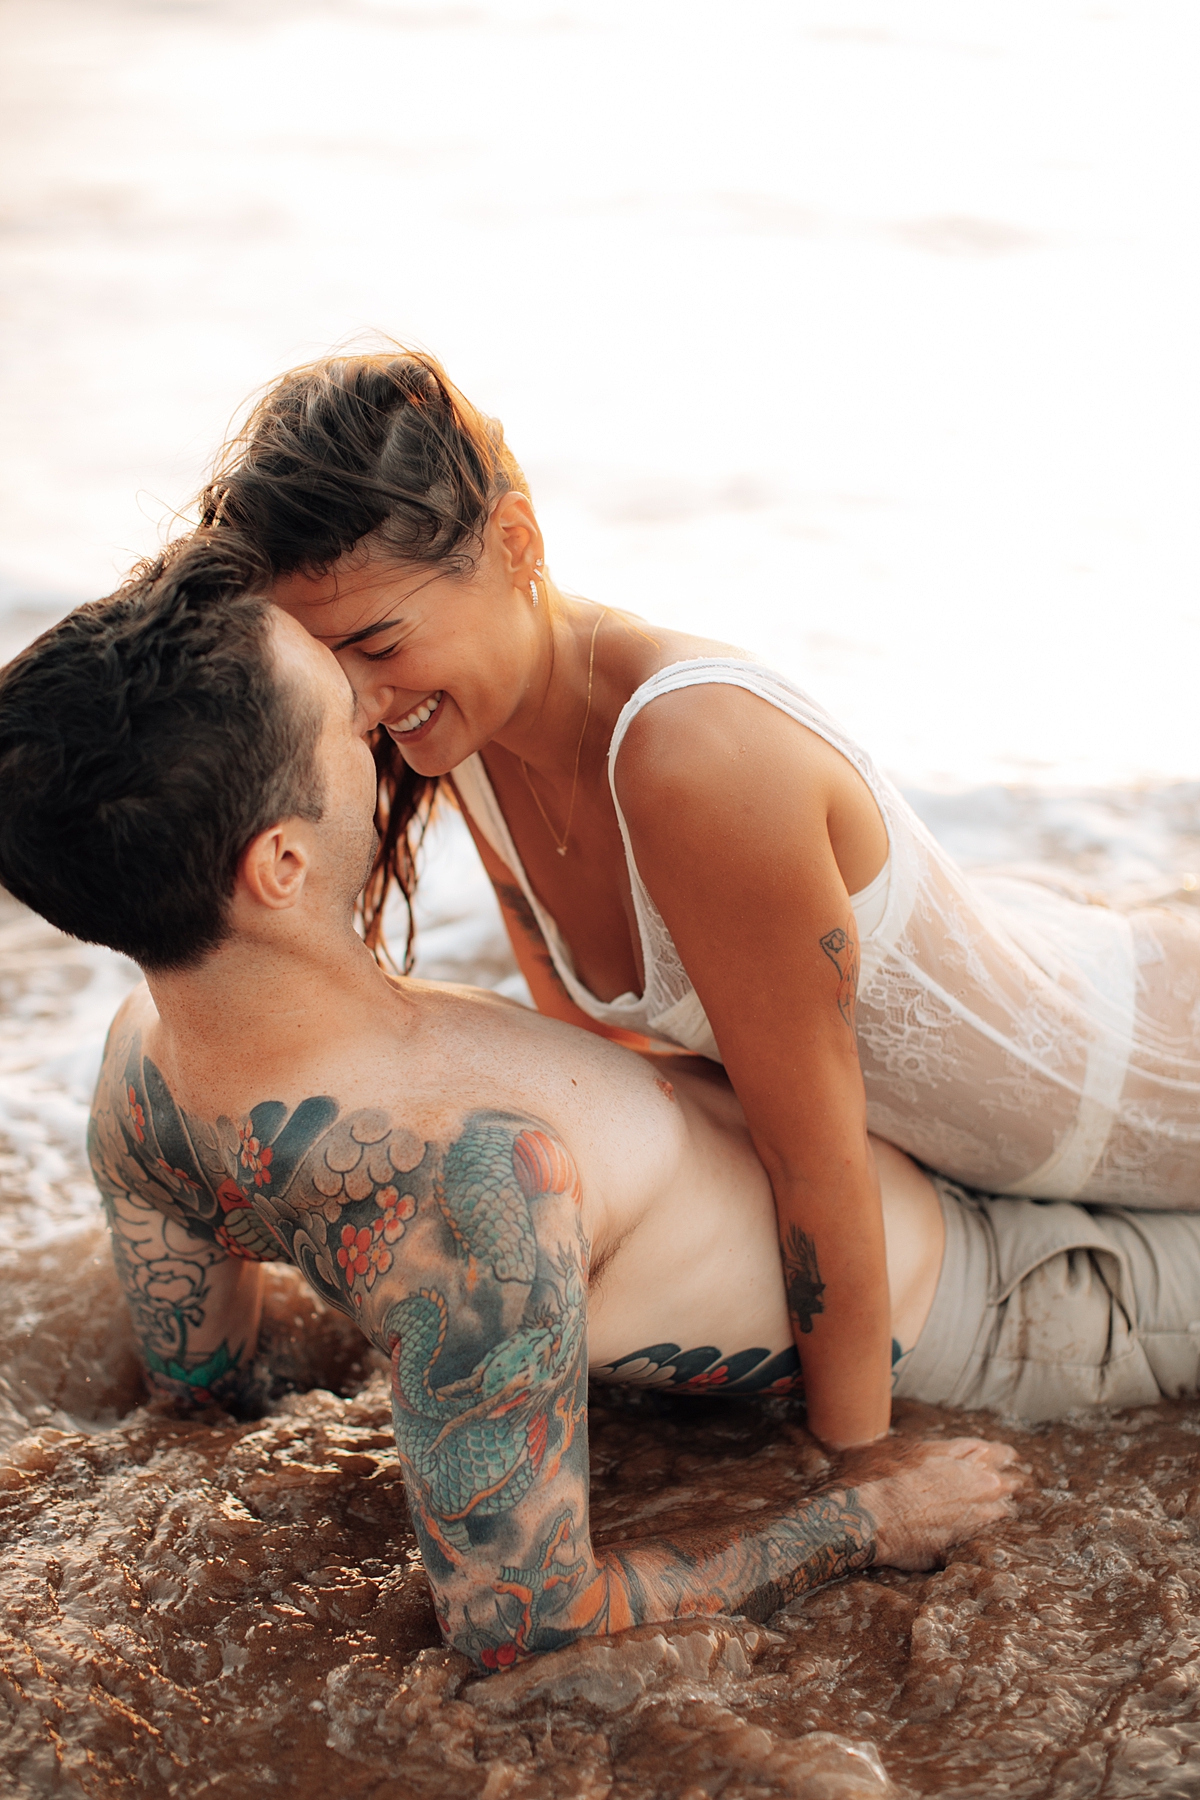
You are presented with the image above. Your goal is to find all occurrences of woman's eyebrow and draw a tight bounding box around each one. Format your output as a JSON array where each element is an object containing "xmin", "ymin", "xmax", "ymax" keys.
[{"xmin": 330, "ymin": 616, "xmax": 405, "ymax": 651}]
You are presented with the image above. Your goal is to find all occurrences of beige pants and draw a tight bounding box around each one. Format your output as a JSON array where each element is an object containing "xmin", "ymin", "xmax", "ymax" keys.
[{"xmin": 893, "ymin": 1179, "xmax": 1200, "ymax": 1422}]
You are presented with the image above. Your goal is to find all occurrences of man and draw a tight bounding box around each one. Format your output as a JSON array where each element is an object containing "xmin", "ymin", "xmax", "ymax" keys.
[{"xmin": 12, "ymin": 535, "xmax": 1164, "ymax": 1672}]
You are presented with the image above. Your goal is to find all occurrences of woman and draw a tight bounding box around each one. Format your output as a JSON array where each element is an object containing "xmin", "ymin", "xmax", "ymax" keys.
[{"xmin": 196, "ymin": 349, "xmax": 1200, "ymax": 1450}]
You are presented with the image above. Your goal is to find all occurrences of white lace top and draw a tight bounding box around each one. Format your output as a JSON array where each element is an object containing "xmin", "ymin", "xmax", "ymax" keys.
[{"xmin": 453, "ymin": 658, "xmax": 1200, "ymax": 1207}]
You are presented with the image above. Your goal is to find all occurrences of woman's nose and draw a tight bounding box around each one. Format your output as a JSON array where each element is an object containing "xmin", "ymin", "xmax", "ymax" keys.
[{"xmin": 343, "ymin": 663, "xmax": 394, "ymax": 732}]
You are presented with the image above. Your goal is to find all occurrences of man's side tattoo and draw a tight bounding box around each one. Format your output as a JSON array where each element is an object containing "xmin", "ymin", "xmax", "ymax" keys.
[
  {"xmin": 91, "ymin": 1023, "xmax": 876, "ymax": 1672},
  {"xmin": 819, "ymin": 917, "xmax": 860, "ymax": 1033},
  {"xmin": 782, "ymin": 1223, "xmax": 826, "ymax": 1335},
  {"xmin": 597, "ymin": 1340, "xmax": 801, "ymax": 1396}
]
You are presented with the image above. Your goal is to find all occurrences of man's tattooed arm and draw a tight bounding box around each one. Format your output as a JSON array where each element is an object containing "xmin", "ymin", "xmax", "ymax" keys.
[
  {"xmin": 89, "ymin": 1030, "xmax": 272, "ymax": 1414},
  {"xmin": 602, "ymin": 1488, "xmax": 877, "ymax": 1629},
  {"xmin": 98, "ymin": 1178, "xmax": 267, "ymax": 1414},
  {"xmin": 349, "ymin": 1109, "xmax": 877, "ymax": 1669}
]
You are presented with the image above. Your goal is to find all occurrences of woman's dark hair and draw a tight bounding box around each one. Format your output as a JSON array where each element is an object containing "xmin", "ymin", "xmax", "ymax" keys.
[
  {"xmin": 0, "ymin": 537, "xmax": 324, "ymax": 971},
  {"xmin": 197, "ymin": 348, "xmax": 529, "ymax": 965}
]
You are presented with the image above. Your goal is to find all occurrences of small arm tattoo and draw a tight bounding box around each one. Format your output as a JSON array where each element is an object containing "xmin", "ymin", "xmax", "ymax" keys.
[
  {"xmin": 819, "ymin": 917, "xmax": 859, "ymax": 1033},
  {"xmin": 782, "ymin": 1223, "xmax": 826, "ymax": 1336},
  {"xmin": 494, "ymin": 878, "xmax": 571, "ymax": 1000}
]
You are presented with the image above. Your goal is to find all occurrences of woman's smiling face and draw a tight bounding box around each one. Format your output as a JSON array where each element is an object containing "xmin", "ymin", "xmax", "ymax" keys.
[{"xmin": 271, "ymin": 493, "xmax": 545, "ymax": 774}]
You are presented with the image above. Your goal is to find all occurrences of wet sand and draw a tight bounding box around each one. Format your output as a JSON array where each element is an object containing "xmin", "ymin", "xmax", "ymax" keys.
[{"xmin": 7, "ymin": 1265, "xmax": 1200, "ymax": 1799}]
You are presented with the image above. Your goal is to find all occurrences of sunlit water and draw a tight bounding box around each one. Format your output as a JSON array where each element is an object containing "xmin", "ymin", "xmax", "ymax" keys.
[{"xmin": 4, "ymin": 1, "xmax": 1200, "ymax": 1794}]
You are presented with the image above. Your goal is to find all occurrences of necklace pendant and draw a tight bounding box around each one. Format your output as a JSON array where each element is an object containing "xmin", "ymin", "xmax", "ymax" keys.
[{"xmin": 556, "ymin": 845, "xmax": 568, "ymax": 856}]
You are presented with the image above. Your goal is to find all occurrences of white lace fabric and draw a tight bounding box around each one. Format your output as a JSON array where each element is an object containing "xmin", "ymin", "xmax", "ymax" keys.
[{"xmin": 453, "ymin": 659, "xmax": 1200, "ymax": 1207}]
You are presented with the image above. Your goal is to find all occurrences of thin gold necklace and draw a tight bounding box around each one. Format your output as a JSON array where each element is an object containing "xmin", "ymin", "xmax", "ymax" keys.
[{"xmin": 521, "ymin": 608, "xmax": 607, "ymax": 857}]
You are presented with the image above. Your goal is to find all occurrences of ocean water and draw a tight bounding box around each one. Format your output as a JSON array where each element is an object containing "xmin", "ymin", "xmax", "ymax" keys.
[{"xmin": 4, "ymin": 2, "xmax": 1200, "ymax": 1794}]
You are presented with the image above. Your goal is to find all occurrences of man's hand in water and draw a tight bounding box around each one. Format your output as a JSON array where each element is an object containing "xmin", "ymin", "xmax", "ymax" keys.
[{"xmin": 838, "ymin": 1435, "xmax": 1024, "ymax": 1572}]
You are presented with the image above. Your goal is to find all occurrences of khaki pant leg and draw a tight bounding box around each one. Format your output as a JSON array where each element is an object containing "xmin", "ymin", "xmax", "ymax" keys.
[
  {"xmin": 1083, "ymin": 1209, "xmax": 1200, "ymax": 1397},
  {"xmin": 895, "ymin": 1181, "xmax": 1172, "ymax": 1422}
]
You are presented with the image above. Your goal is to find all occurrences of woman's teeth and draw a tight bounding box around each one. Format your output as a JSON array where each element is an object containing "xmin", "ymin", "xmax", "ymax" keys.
[{"xmin": 395, "ymin": 692, "xmax": 442, "ymax": 733}]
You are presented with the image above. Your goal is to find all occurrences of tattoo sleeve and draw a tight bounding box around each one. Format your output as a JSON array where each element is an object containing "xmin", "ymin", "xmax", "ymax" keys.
[
  {"xmin": 819, "ymin": 915, "xmax": 860, "ymax": 1034},
  {"xmin": 90, "ymin": 1022, "xmax": 877, "ymax": 1670},
  {"xmin": 96, "ymin": 1178, "xmax": 265, "ymax": 1414}
]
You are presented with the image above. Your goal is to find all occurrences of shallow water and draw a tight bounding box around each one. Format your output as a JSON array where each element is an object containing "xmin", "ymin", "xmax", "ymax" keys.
[
  {"xmin": 10, "ymin": 1299, "xmax": 1200, "ymax": 1800},
  {"xmin": 7, "ymin": 812, "xmax": 1200, "ymax": 1797}
]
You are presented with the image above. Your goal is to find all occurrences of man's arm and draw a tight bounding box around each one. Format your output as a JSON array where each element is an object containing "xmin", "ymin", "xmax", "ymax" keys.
[
  {"xmin": 352, "ymin": 1110, "xmax": 1019, "ymax": 1671},
  {"xmin": 89, "ymin": 1010, "xmax": 271, "ymax": 1414},
  {"xmin": 98, "ymin": 1177, "xmax": 267, "ymax": 1412}
]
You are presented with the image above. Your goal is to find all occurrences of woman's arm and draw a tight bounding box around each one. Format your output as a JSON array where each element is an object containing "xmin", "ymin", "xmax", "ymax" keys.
[{"xmin": 615, "ymin": 683, "xmax": 894, "ymax": 1449}]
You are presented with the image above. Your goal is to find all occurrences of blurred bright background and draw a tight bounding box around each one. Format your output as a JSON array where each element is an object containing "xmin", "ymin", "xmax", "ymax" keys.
[{"xmin": 3, "ymin": 0, "xmax": 1198, "ymax": 793}]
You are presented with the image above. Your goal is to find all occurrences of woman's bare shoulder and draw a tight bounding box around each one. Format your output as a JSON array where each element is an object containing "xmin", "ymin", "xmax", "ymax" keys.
[
  {"xmin": 615, "ymin": 671, "xmax": 833, "ymax": 808},
  {"xmin": 620, "ymin": 617, "xmax": 752, "ymax": 668}
]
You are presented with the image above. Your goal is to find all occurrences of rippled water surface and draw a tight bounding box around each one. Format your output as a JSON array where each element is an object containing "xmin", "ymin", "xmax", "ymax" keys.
[{"xmin": 10, "ymin": 1285, "xmax": 1200, "ymax": 1799}]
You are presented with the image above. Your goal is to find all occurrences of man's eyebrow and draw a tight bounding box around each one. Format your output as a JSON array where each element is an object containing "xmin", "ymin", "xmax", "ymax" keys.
[{"xmin": 329, "ymin": 616, "xmax": 405, "ymax": 651}]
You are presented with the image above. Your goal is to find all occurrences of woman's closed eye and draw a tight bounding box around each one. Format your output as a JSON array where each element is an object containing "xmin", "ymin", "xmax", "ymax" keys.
[{"xmin": 363, "ymin": 643, "xmax": 402, "ymax": 662}]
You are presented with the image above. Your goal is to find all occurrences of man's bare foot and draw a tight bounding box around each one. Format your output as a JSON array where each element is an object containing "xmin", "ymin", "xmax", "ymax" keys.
[{"xmin": 839, "ymin": 1436, "xmax": 1024, "ymax": 1571}]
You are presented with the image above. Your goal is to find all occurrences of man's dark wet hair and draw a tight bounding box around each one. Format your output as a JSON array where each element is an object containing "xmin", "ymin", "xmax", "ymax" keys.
[{"xmin": 0, "ymin": 538, "xmax": 324, "ymax": 971}]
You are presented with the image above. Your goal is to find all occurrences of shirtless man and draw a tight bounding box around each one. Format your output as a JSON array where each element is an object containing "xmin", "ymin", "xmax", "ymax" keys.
[{"xmin": 0, "ymin": 544, "xmax": 1025, "ymax": 1669}]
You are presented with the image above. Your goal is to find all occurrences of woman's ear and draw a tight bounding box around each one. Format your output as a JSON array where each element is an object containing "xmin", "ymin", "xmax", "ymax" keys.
[
  {"xmin": 237, "ymin": 821, "xmax": 311, "ymax": 912},
  {"xmin": 490, "ymin": 490, "xmax": 543, "ymax": 584}
]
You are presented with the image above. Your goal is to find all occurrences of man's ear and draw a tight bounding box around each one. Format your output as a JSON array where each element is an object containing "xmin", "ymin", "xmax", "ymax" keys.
[{"xmin": 236, "ymin": 821, "xmax": 311, "ymax": 911}]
